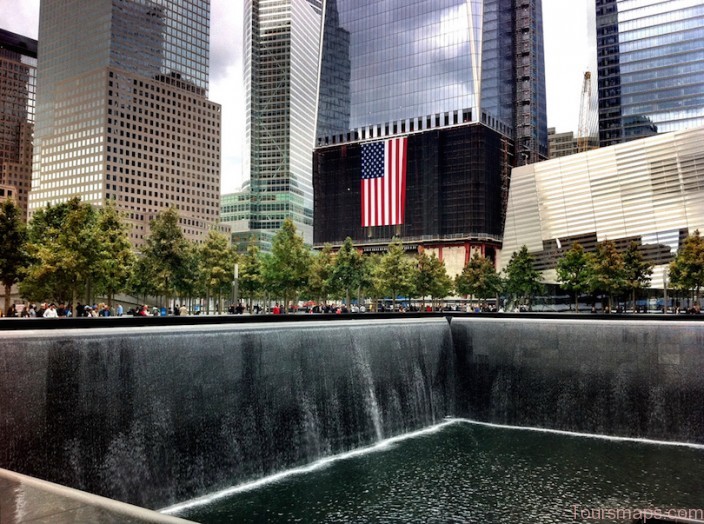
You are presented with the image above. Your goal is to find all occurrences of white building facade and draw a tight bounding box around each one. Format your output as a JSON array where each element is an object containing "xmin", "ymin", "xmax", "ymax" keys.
[{"xmin": 500, "ymin": 125, "xmax": 704, "ymax": 289}]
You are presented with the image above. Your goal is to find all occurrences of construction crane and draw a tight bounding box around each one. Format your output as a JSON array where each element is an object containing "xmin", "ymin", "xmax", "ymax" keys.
[{"xmin": 577, "ymin": 71, "xmax": 596, "ymax": 153}]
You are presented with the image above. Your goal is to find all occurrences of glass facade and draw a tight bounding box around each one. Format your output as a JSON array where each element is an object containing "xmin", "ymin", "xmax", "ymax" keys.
[
  {"xmin": 243, "ymin": 0, "xmax": 322, "ymax": 246},
  {"xmin": 316, "ymin": 0, "xmax": 547, "ymax": 162},
  {"xmin": 30, "ymin": 0, "xmax": 220, "ymax": 246},
  {"xmin": 596, "ymin": 0, "xmax": 704, "ymax": 147},
  {"xmin": 0, "ymin": 29, "xmax": 37, "ymax": 219}
]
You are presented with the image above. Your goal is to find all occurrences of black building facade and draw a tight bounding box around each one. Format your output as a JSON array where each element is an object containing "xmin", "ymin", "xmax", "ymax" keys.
[{"xmin": 314, "ymin": 123, "xmax": 512, "ymax": 258}]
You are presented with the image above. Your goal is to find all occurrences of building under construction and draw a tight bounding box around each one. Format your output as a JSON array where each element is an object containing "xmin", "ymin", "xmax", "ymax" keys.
[{"xmin": 312, "ymin": 0, "xmax": 548, "ymax": 275}]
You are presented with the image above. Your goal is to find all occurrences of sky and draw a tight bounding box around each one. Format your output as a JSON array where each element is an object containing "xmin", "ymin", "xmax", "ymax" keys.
[{"xmin": 0, "ymin": 0, "xmax": 593, "ymax": 194}]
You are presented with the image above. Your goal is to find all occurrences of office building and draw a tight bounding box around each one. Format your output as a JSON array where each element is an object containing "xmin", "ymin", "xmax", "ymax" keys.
[
  {"xmin": 548, "ymin": 127, "xmax": 598, "ymax": 159},
  {"xmin": 312, "ymin": 0, "xmax": 547, "ymax": 276},
  {"xmin": 500, "ymin": 125, "xmax": 704, "ymax": 290},
  {"xmin": 241, "ymin": 0, "xmax": 322, "ymax": 249},
  {"xmin": 596, "ymin": 0, "xmax": 704, "ymax": 147},
  {"xmin": 220, "ymin": 184, "xmax": 254, "ymax": 251},
  {"xmin": 29, "ymin": 0, "xmax": 221, "ymax": 246},
  {"xmin": 0, "ymin": 29, "xmax": 37, "ymax": 220}
]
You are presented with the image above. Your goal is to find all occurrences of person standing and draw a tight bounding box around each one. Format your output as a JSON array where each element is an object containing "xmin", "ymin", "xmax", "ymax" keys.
[
  {"xmin": 43, "ymin": 304, "xmax": 58, "ymax": 318},
  {"xmin": 116, "ymin": 303, "xmax": 124, "ymax": 316}
]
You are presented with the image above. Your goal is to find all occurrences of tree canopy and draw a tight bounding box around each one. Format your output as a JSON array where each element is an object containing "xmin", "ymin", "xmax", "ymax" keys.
[
  {"xmin": 0, "ymin": 200, "xmax": 29, "ymax": 313},
  {"xmin": 669, "ymin": 229, "xmax": 704, "ymax": 303},
  {"xmin": 503, "ymin": 245, "xmax": 542, "ymax": 309}
]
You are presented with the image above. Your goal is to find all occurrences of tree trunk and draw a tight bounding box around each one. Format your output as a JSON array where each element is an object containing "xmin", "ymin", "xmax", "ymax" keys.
[
  {"xmin": 3, "ymin": 283, "xmax": 10, "ymax": 315},
  {"xmin": 574, "ymin": 291, "xmax": 579, "ymax": 313}
]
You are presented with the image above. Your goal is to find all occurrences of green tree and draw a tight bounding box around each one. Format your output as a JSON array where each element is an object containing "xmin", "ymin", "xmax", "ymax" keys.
[
  {"xmin": 263, "ymin": 218, "xmax": 311, "ymax": 312},
  {"xmin": 588, "ymin": 240, "xmax": 626, "ymax": 311},
  {"xmin": 361, "ymin": 253, "xmax": 383, "ymax": 311},
  {"xmin": 140, "ymin": 207, "xmax": 190, "ymax": 307},
  {"xmin": 94, "ymin": 203, "xmax": 135, "ymax": 308},
  {"xmin": 199, "ymin": 230, "xmax": 237, "ymax": 314},
  {"xmin": 377, "ymin": 239, "xmax": 417, "ymax": 310},
  {"xmin": 174, "ymin": 242, "xmax": 202, "ymax": 310},
  {"xmin": 307, "ymin": 243, "xmax": 335, "ymax": 306},
  {"xmin": 623, "ymin": 241, "xmax": 652, "ymax": 312},
  {"xmin": 669, "ymin": 229, "xmax": 704, "ymax": 303},
  {"xmin": 22, "ymin": 198, "xmax": 101, "ymax": 311},
  {"xmin": 0, "ymin": 200, "xmax": 29, "ymax": 313},
  {"xmin": 329, "ymin": 237, "xmax": 365, "ymax": 307},
  {"xmin": 504, "ymin": 245, "xmax": 542, "ymax": 310},
  {"xmin": 238, "ymin": 238, "xmax": 263, "ymax": 312},
  {"xmin": 556, "ymin": 242, "xmax": 591, "ymax": 312},
  {"xmin": 455, "ymin": 252, "xmax": 502, "ymax": 306},
  {"xmin": 415, "ymin": 252, "xmax": 453, "ymax": 309}
]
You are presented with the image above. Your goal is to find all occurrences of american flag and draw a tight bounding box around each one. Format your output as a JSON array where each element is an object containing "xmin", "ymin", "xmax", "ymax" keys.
[{"xmin": 361, "ymin": 137, "xmax": 407, "ymax": 227}]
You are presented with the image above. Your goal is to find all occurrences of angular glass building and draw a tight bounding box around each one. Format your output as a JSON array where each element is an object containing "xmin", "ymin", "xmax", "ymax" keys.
[
  {"xmin": 242, "ymin": 0, "xmax": 322, "ymax": 248},
  {"xmin": 30, "ymin": 0, "xmax": 221, "ymax": 246},
  {"xmin": 313, "ymin": 0, "xmax": 547, "ymax": 275},
  {"xmin": 596, "ymin": 0, "xmax": 704, "ymax": 147},
  {"xmin": 0, "ymin": 29, "xmax": 37, "ymax": 220}
]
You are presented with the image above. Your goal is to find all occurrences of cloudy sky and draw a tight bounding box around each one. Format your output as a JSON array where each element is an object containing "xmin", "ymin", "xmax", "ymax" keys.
[{"xmin": 0, "ymin": 0, "xmax": 592, "ymax": 194}]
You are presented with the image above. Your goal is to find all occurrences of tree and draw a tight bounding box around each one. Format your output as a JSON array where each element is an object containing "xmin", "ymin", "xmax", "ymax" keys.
[
  {"xmin": 0, "ymin": 200, "xmax": 29, "ymax": 313},
  {"xmin": 263, "ymin": 218, "xmax": 311, "ymax": 312},
  {"xmin": 361, "ymin": 253, "xmax": 383, "ymax": 311},
  {"xmin": 415, "ymin": 251, "xmax": 453, "ymax": 309},
  {"xmin": 377, "ymin": 239, "xmax": 417, "ymax": 310},
  {"xmin": 556, "ymin": 242, "xmax": 591, "ymax": 312},
  {"xmin": 198, "ymin": 230, "xmax": 237, "ymax": 314},
  {"xmin": 503, "ymin": 245, "xmax": 542, "ymax": 309},
  {"xmin": 22, "ymin": 198, "xmax": 101, "ymax": 310},
  {"xmin": 140, "ymin": 207, "xmax": 190, "ymax": 307},
  {"xmin": 238, "ymin": 238, "xmax": 263, "ymax": 312},
  {"xmin": 455, "ymin": 252, "xmax": 502, "ymax": 307},
  {"xmin": 588, "ymin": 240, "xmax": 626, "ymax": 311},
  {"xmin": 329, "ymin": 237, "xmax": 364, "ymax": 307},
  {"xmin": 669, "ymin": 229, "xmax": 704, "ymax": 304},
  {"xmin": 622, "ymin": 241, "xmax": 652, "ymax": 312},
  {"xmin": 307, "ymin": 243, "xmax": 334, "ymax": 306},
  {"xmin": 94, "ymin": 202, "xmax": 135, "ymax": 308}
]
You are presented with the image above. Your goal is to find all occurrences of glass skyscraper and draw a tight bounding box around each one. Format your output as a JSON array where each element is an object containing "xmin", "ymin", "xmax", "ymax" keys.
[
  {"xmin": 0, "ymin": 29, "xmax": 37, "ymax": 220},
  {"xmin": 242, "ymin": 0, "xmax": 322, "ymax": 248},
  {"xmin": 30, "ymin": 0, "xmax": 221, "ymax": 245},
  {"xmin": 316, "ymin": 0, "xmax": 547, "ymax": 163},
  {"xmin": 313, "ymin": 0, "xmax": 547, "ymax": 276},
  {"xmin": 596, "ymin": 0, "xmax": 704, "ymax": 147}
]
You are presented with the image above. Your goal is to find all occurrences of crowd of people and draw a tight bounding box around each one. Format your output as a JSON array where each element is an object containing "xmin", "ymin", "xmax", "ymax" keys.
[{"xmin": 0, "ymin": 302, "xmax": 124, "ymax": 318}]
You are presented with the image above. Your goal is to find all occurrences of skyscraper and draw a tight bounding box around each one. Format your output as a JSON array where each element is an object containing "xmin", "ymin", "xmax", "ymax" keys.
[
  {"xmin": 596, "ymin": 0, "xmax": 704, "ymax": 147},
  {"xmin": 29, "ymin": 0, "xmax": 221, "ymax": 246},
  {"xmin": 0, "ymin": 29, "xmax": 37, "ymax": 220},
  {"xmin": 313, "ymin": 0, "xmax": 547, "ymax": 275},
  {"xmin": 242, "ymin": 0, "xmax": 322, "ymax": 248}
]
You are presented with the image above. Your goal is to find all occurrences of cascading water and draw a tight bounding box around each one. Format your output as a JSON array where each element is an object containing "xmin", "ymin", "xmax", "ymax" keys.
[
  {"xmin": 352, "ymin": 339, "xmax": 384, "ymax": 441},
  {"xmin": 0, "ymin": 315, "xmax": 702, "ymax": 514},
  {"xmin": 0, "ymin": 318, "xmax": 455, "ymax": 510}
]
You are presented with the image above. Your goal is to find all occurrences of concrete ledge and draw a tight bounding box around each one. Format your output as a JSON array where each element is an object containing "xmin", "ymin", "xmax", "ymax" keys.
[{"xmin": 0, "ymin": 468, "xmax": 193, "ymax": 523}]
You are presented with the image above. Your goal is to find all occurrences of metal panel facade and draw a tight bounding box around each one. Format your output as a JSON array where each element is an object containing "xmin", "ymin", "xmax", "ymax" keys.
[{"xmin": 501, "ymin": 126, "xmax": 704, "ymax": 288}]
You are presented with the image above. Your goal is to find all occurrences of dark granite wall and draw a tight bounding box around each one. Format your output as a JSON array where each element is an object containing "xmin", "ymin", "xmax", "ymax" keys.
[
  {"xmin": 0, "ymin": 319, "xmax": 454, "ymax": 509},
  {"xmin": 1, "ymin": 317, "xmax": 703, "ymax": 510},
  {"xmin": 451, "ymin": 318, "xmax": 704, "ymax": 442}
]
